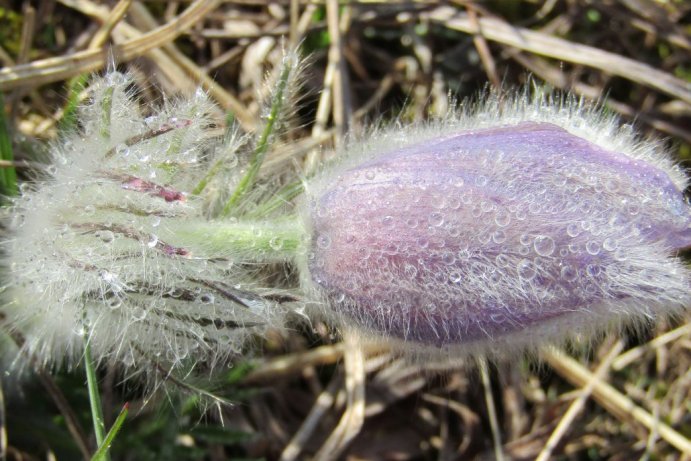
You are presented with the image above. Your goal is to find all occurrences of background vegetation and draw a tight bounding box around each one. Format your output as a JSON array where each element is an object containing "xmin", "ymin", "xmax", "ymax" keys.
[{"xmin": 0, "ymin": 0, "xmax": 689, "ymax": 460}]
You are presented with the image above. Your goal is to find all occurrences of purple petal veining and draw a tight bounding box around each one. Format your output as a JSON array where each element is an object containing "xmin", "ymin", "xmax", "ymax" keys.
[{"xmin": 306, "ymin": 122, "xmax": 691, "ymax": 348}]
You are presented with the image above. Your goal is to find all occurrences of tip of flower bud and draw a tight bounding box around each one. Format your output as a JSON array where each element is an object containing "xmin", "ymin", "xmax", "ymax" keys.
[{"xmin": 301, "ymin": 93, "xmax": 691, "ymax": 359}]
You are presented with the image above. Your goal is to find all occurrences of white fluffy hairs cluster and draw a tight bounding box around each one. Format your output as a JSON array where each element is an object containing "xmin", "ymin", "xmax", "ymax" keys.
[
  {"xmin": 300, "ymin": 89, "xmax": 691, "ymax": 361},
  {"xmin": 1, "ymin": 65, "xmax": 296, "ymax": 379},
  {"xmin": 309, "ymin": 90, "xmax": 688, "ymax": 192}
]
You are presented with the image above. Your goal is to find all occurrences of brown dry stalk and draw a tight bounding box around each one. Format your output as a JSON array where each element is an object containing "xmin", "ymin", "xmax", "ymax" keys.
[
  {"xmin": 0, "ymin": 0, "xmax": 220, "ymax": 91},
  {"xmin": 543, "ymin": 347, "xmax": 691, "ymax": 455},
  {"xmin": 424, "ymin": 6, "xmax": 691, "ymax": 105}
]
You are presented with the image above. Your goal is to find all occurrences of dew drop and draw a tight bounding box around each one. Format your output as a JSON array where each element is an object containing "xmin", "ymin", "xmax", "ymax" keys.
[
  {"xmin": 566, "ymin": 223, "xmax": 581, "ymax": 237},
  {"xmin": 316, "ymin": 234, "xmax": 331, "ymax": 249},
  {"xmin": 586, "ymin": 264, "xmax": 602, "ymax": 278},
  {"xmin": 403, "ymin": 263, "xmax": 418, "ymax": 278},
  {"xmin": 517, "ymin": 259, "xmax": 537, "ymax": 281},
  {"xmin": 586, "ymin": 240, "xmax": 601, "ymax": 255},
  {"xmin": 495, "ymin": 254, "xmax": 509, "ymax": 268},
  {"xmin": 132, "ymin": 307, "xmax": 147, "ymax": 321},
  {"xmin": 199, "ymin": 293, "xmax": 215, "ymax": 304},
  {"xmin": 519, "ymin": 233, "xmax": 532, "ymax": 246},
  {"xmin": 97, "ymin": 230, "xmax": 115, "ymax": 243},
  {"xmin": 494, "ymin": 210, "xmax": 511, "ymax": 227},
  {"xmin": 448, "ymin": 271, "xmax": 462, "ymax": 283},
  {"xmin": 269, "ymin": 237, "xmax": 284, "ymax": 250},
  {"xmin": 147, "ymin": 234, "xmax": 159, "ymax": 248},
  {"xmin": 428, "ymin": 212, "xmax": 444, "ymax": 227},
  {"xmin": 382, "ymin": 216, "xmax": 395, "ymax": 227},
  {"xmin": 602, "ymin": 237, "xmax": 618, "ymax": 252},
  {"xmin": 108, "ymin": 298, "xmax": 122, "ymax": 309},
  {"xmin": 560, "ymin": 265, "xmax": 578, "ymax": 282},
  {"xmin": 441, "ymin": 252, "xmax": 455, "ymax": 265},
  {"xmin": 492, "ymin": 230, "xmax": 506, "ymax": 244},
  {"xmin": 533, "ymin": 235, "xmax": 555, "ymax": 256}
]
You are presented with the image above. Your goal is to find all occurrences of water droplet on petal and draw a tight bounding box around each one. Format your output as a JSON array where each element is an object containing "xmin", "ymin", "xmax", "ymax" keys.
[
  {"xmin": 494, "ymin": 210, "xmax": 511, "ymax": 227},
  {"xmin": 428, "ymin": 212, "xmax": 444, "ymax": 227},
  {"xmin": 566, "ymin": 223, "xmax": 581, "ymax": 237},
  {"xmin": 534, "ymin": 235, "xmax": 555, "ymax": 256},
  {"xmin": 560, "ymin": 265, "xmax": 578, "ymax": 282},
  {"xmin": 517, "ymin": 259, "xmax": 537, "ymax": 281},
  {"xmin": 602, "ymin": 237, "xmax": 618, "ymax": 251},
  {"xmin": 316, "ymin": 234, "xmax": 331, "ymax": 249},
  {"xmin": 492, "ymin": 230, "xmax": 506, "ymax": 244},
  {"xmin": 586, "ymin": 240, "xmax": 601, "ymax": 255}
]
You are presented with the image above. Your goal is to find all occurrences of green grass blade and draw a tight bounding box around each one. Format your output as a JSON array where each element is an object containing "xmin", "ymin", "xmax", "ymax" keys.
[
  {"xmin": 91, "ymin": 403, "xmax": 129, "ymax": 461},
  {"xmin": 245, "ymin": 180, "xmax": 305, "ymax": 218},
  {"xmin": 83, "ymin": 331, "xmax": 109, "ymax": 461},
  {"xmin": 221, "ymin": 59, "xmax": 293, "ymax": 216},
  {"xmin": 0, "ymin": 92, "xmax": 17, "ymax": 196},
  {"xmin": 58, "ymin": 74, "xmax": 89, "ymax": 135}
]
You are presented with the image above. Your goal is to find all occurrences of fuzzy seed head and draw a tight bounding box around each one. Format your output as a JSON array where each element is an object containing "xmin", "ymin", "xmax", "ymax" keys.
[{"xmin": 2, "ymin": 72, "xmax": 282, "ymax": 376}]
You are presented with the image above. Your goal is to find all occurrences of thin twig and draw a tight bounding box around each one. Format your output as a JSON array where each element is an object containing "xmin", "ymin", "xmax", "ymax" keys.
[
  {"xmin": 0, "ymin": 0, "xmax": 221, "ymax": 91},
  {"xmin": 543, "ymin": 347, "xmax": 691, "ymax": 455},
  {"xmin": 313, "ymin": 331, "xmax": 366, "ymax": 461},
  {"xmin": 425, "ymin": 7, "xmax": 691, "ymax": 105},
  {"xmin": 612, "ymin": 323, "xmax": 691, "ymax": 371},
  {"xmin": 479, "ymin": 358, "xmax": 504, "ymax": 461},
  {"xmin": 536, "ymin": 341, "xmax": 625, "ymax": 461},
  {"xmin": 280, "ymin": 374, "xmax": 343, "ymax": 461},
  {"xmin": 88, "ymin": 0, "xmax": 133, "ymax": 50}
]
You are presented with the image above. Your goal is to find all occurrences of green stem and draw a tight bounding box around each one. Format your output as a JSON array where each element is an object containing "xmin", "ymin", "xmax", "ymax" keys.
[
  {"xmin": 83, "ymin": 331, "xmax": 109, "ymax": 461},
  {"xmin": 172, "ymin": 216, "xmax": 304, "ymax": 262},
  {"xmin": 221, "ymin": 60, "xmax": 292, "ymax": 216}
]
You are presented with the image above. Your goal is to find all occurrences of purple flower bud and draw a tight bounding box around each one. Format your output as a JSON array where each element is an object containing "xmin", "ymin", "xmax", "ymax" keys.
[{"xmin": 304, "ymin": 120, "xmax": 691, "ymax": 351}]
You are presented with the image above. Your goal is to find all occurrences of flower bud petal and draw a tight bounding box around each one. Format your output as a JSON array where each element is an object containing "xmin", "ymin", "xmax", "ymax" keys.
[{"xmin": 305, "ymin": 121, "xmax": 691, "ymax": 350}]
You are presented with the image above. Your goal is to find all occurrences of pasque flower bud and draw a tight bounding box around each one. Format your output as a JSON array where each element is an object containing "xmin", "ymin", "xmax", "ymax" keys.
[
  {"xmin": 4, "ymin": 62, "xmax": 689, "ymax": 376},
  {"xmin": 303, "ymin": 97, "xmax": 691, "ymax": 354}
]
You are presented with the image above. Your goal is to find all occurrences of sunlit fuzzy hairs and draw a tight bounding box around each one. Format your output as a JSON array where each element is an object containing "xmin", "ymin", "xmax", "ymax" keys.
[
  {"xmin": 1, "ymin": 51, "xmax": 304, "ymax": 382},
  {"xmin": 3, "ymin": 51, "xmax": 690, "ymax": 383},
  {"xmin": 299, "ymin": 90, "xmax": 691, "ymax": 361}
]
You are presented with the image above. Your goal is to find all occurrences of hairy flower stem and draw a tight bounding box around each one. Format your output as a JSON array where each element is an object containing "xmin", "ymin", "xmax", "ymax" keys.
[
  {"xmin": 173, "ymin": 217, "xmax": 304, "ymax": 262},
  {"xmin": 83, "ymin": 330, "xmax": 109, "ymax": 461}
]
